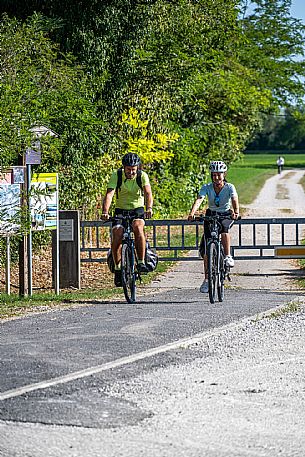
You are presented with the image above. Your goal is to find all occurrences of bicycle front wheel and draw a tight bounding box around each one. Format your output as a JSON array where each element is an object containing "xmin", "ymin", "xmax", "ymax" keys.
[
  {"xmin": 121, "ymin": 243, "xmax": 136, "ymax": 303},
  {"xmin": 208, "ymin": 242, "xmax": 218, "ymax": 304},
  {"xmin": 217, "ymin": 249, "xmax": 225, "ymax": 302}
]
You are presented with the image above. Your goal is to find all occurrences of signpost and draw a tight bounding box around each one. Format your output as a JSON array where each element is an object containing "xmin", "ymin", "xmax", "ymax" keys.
[
  {"xmin": 26, "ymin": 125, "xmax": 58, "ymax": 296},
  {"xmin": 0, "ymin": 168, "xmax": 23, "ymax": 295},
  {"xmin": 52, "ymin": 210, "xmax": 80, "ymax": 289},
  {"xmin": 0, "ymin": 126, "xmax": 59, "ymax": 296},
  {"xmin": 30, "ymin": 172, "xmax": 59, "ymax": 294}
]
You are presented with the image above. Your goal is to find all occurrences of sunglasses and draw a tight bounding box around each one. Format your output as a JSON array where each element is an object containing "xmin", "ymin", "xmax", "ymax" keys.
[{"xmin": 214, "ymin": 195, "xmax": 220, "ymax": 207}]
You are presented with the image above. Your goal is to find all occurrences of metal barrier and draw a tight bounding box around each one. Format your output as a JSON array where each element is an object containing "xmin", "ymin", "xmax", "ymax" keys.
[{"xmin": 80, "ymin": 217, "xmax": 305, "ymax": 262}]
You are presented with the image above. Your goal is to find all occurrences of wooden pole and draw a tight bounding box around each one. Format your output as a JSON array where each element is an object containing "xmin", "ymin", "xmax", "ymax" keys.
[{"xmin": 18, "ymin": 153, "xmax": 28, "ymax": 297}]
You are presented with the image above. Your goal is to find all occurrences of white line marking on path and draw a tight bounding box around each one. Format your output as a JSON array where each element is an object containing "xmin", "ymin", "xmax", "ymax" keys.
[{"xmin": 0, "ymin": 302, "xmax": 301, "ymax": 402}]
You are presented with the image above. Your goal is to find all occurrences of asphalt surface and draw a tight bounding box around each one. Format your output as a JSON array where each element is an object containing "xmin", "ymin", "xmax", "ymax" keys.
[
  {"xmin": 0, "ymin": 262, "xmax": 302, "ymax": 428},
  {"xmin": 1, "ymin": 169, "xmax": 305, "ymax": 456},
  {"xmin": 0, "ymin": 271, "xmax": 304, "ymax": 456}
]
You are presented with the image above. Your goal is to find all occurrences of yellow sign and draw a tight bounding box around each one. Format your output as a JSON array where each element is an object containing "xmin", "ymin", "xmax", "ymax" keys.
[
  {"xmin": 275, "ymin": 246, "xmax": 305, "ymax": 258},
  {"xmin": 31, "ymin": 173, "xmax": 58, "ymax": 230}
]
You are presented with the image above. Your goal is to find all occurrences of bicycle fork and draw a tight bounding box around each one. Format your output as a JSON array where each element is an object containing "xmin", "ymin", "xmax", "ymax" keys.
[{"xmin": 217, "ymin": 241, "xmax": 222, "ymax": 288}]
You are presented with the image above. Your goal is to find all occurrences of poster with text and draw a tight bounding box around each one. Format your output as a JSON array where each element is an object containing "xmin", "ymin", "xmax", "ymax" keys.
[
  {"xmin": 31, "ymin": 173, "xmax": 58, "ymax": 230},
  {"xmin": 0, "ymin": 183, "xmax": 21, "ymax": 236}
]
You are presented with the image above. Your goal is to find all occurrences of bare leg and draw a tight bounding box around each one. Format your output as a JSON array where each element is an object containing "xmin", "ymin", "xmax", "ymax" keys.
[
  {"xmin": 203, "ymin": 256, "xmax": 208, "ymax": 279},
  {"xmin": 221, "ymin": 233, "xmax": 230, "ymax": 256},
  {"xmin": 132, "ymin": 219, "xmax": 146, "ymax": 261},
  {"xmin": 112, "ymin": 226, "xmax": 124, "ymax": 266}
]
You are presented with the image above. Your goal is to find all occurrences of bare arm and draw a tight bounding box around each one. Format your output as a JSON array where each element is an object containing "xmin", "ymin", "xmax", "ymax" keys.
[
  {"xmin": 231, "ymin": 195, "xmax": 239, "ymax": 219},
  {"xmin": 101, "ymin": 188, "xmax": 115, "ymax": 219},
  {"xmin": 144, "ymin": 184, "xmax": 153, "ymax": 219},
  {"xmin": 188, "ymin": 196, "xmax": 204, "ymax": 219}
]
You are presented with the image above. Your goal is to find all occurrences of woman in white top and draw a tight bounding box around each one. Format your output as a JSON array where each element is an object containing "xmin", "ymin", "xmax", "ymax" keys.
[{"xmin": 188, "ymin": 161, "xmax": 239, "ymax": 293}]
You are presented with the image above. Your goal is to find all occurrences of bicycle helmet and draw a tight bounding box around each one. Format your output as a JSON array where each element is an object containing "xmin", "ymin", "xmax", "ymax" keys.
[
  {"xmin": 209, "ymin": 161, "xmax": 227, "ymax": 173},
  {"xmin": 122, "ymin": 153, "xmax": 141, "ymax": 167}
]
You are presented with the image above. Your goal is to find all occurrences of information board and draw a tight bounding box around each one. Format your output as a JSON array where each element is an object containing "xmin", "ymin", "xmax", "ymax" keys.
[
  {"xmin": 30, "ymin": 173, "xmax": 59, "ymax": 230},
  {"xmin": 0, "ymin": 168, "xmax": 23, "ymax": 236}
]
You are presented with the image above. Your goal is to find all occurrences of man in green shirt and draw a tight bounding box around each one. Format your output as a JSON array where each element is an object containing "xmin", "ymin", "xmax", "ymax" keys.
[{"xmin": 101, "ymin": 153, "xmax": 153, "ymax": 286}]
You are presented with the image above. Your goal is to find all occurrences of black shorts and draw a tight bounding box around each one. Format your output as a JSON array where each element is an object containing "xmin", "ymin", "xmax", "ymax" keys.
[
  {"xmin": 112, "ymin": 207, "xmax": 145, "ymax": 229},
  {"xmin": 199, "ymin": 209, "xmax": 233, "ymax": 257}
]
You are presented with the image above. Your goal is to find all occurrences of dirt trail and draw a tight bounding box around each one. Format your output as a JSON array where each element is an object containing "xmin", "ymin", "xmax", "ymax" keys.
[
  {"xmin": 231, "ymin": 169, "xmax": 305, "ymax": 291},
  {"xmin": 244, "ymin": 169, "xmax": 305, "ymax": 217},
  {"xmin": 147, "ymin": 169, "xmax": 305, "ymax": 294}
]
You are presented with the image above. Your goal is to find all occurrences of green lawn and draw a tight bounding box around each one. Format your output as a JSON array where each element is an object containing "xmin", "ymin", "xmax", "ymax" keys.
[
  {"xmin": 227, "ymin": 167, "xmax": 274, "ymax": 205},
  {"xmin": 0, "ymin": 260, "xmax": 174, "ymax": 319},
  {"xmin": 227, "ymin": 153, "xmax": 305, "ymax": 206},
  {"xmin": 2, "ymin": 152, "xmax": 305, "ymax": 316},
  {"xmin": 233, "ymin": 153, "xmax": 305, "ymax": 169}
]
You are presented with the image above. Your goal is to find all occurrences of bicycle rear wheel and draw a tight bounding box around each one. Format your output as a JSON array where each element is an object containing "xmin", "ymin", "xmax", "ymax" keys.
[
  {"xmin": 208, "ymin": 242, "xmax": 217, "ymax": 304},
  {"xmin": 121, "ymin": 243, "xmax": 136, "ymax": 303},
  {"xmin": 217, "ymin": 249, "xmax": 225, "ymax": 302}
]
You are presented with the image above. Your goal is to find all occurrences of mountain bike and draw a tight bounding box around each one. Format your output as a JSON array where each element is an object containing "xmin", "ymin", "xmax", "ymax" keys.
[
  {"xmin": 107, "ymin": 214, "xmax": 142, "ymax": 303},
  {"xmin": 197, "ymin": 213, "xmax": 239, "ymax": 304}
]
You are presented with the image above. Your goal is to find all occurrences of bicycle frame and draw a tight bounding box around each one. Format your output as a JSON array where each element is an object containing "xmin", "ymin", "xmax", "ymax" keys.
[
  {"xmin": 197, "ymin": 213, "xmax": 232, "ymax": 303},
  {"xmin": 122, "ymin": 217, "xmax": 139, "ymax": 274},
  {"xmin": 109, "ymin": 214, "xmax": 141, "ymax": 303}
]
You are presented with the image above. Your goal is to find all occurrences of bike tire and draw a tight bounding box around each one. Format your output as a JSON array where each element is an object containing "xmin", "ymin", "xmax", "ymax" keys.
[
  {"xmin": 217, "ymin": 249, "xmax": 225, "ymax": 302},
  {"xmin": 121, "ymin": 243, "xmax": 136, "ymax": 303},
  {"xmin": 208, "ymin": 242, "xmax": 217, "ymax": 304}
]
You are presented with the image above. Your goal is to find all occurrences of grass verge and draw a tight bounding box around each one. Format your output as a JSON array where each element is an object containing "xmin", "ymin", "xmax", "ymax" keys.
[
  {"xmin": 0, "ymin": 261, "xmax": 175, "ymax": 320},
  {"xmin": 229, "ymin": 152, "xmax": 305, "ymax": 205},
  {"xmin": 252, "ymin": 300, "xmax": 302, "ymax": 322},
  {"xmin": 264, "ymin": 301, "xmax": 301, "ymax": 319},
  {"xmin": 228, "ymin": 167, "xmax": 274, "ymax": 205}
]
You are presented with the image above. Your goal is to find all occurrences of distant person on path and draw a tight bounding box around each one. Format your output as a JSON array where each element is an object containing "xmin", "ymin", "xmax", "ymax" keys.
[
  {"xmin": 101, "ymin": 153, "xmax": 153, "ymax": 287},
  {"xmin": 277, "ymin": 155, "xmax": 285, "ymax": 174},
  {"xmin": 187, "ymin": 161, "xmax": 239, "ymax": 293}
]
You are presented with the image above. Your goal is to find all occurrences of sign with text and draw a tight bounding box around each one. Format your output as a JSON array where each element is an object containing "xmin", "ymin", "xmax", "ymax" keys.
[
  {"xmin": 30, "ymin": 173, "xmax": 58, "ymax": 230},
  {"xmin": 25, "ymin": 147, "xmax": 41, "ymax": 165},
  {"xmin": 59, "ymin": 219, "xmax": 74, "ymax": 241},
  {"xmin": 0, "ymin": 184, "xmax": 21, "ymax": 236},
  {"xmin": 0, "ymin": 168, "xmax": 23, "ymax": 236}
]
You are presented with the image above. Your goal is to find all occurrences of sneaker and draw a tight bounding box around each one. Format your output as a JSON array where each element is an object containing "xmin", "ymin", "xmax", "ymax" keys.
[
  {"xmin": 138, "ymin": 262, "xmax": 149, "ymax": 274},
  {"xmin": 114, "ymin": 269, "xmax": 122, "ymax": 287},
  {"xmin": 200, "ymin": 280, "xmax": 209, "ymax": 293},
  {"xmin": 225, "ymin": 255, "xmax": 234, "ymax": 267}
]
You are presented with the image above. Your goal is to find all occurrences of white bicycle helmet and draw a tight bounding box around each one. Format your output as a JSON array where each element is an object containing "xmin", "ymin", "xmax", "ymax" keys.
[{"xmin": 209, "ymin": 161, "xmax": 227, "ymax": 173}]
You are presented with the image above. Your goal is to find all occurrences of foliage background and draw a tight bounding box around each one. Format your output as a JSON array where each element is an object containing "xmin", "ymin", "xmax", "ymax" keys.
[{"xmin": 1, "ymin": 0, "xmax": 305, "ymax": 221}]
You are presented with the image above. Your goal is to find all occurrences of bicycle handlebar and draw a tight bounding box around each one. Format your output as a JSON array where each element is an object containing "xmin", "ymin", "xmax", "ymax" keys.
[
  {"xmin": 101, "ymin": 214, "xmax": 147, "ymax": 226},
  {"xmin": 193, "ymin": 213, "xmax": 241, "ymax": 222}
]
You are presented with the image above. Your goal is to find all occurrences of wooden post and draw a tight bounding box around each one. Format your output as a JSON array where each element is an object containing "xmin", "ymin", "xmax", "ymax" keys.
[
  {"xmin": 52, "ymin": 210, "xmax": 81, "ymax": 289},
  {"xmin": 18, "ymin": 153, "xmax": 28, "ymax": 297}
]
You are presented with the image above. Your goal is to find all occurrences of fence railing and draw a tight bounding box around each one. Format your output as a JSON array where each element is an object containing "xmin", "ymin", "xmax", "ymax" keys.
[{"xmin": 80, "ymin": 217, "xmax": 305, "ymax": 262}]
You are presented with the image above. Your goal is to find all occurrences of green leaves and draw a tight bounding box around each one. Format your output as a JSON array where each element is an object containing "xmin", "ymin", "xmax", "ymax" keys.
[
  {"xmin": 239, "ymin": 0, "xmax": 305, "ymax": 106},
  {"xmin": 1, "ymin": 0, "xmax": 305, "ymax": 218}
]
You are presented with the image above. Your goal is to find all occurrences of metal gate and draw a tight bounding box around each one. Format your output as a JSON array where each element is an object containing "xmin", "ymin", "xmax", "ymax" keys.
[{"xmin": 80, "ymin": 217, "xmax": 305, "ymax": 263}]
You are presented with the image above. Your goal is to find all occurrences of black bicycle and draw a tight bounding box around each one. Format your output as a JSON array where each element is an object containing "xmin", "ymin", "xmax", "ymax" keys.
[
  {"xmin": 107, "ymin": 215, "xmax": 142, "ymax": 303},
  {"xmin": 197, "ymin": 213, "xmax": 239, "ymax": 304}
]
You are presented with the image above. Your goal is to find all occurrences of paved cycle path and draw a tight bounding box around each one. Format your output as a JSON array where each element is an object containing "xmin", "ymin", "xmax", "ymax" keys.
[
  {"xmin": 0, "ymin": 282, "xmax": 301, "ymax": 427},
  {"xmin": 1, "ymin": 168, "xmax": 305, "ymax": 451}
]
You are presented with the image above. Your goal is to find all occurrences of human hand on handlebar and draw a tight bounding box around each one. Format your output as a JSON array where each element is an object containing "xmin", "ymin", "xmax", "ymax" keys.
[
  {"xmin": 101, "ymin": 213, "xmax": 110, "ymax": 221},
  {"xmin": 145, "ymin": 208, "xmax": 153, "ymax": 219}
]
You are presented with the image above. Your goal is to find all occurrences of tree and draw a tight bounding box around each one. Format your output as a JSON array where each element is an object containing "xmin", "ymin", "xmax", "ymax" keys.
[
  {"xmin": 0, "ymin": 13, "xmax": 107, "ymax": 216},
  {"xmin": 1, "ymin": 1, "xmax": 305, "ymax": 217},
  {"xmin": 239, "ymin": 0, "xmax": 305, "ymax": 107},
  {"xmin": 248, "ymin": 108, "xmax": 305, "ymax": 150}
]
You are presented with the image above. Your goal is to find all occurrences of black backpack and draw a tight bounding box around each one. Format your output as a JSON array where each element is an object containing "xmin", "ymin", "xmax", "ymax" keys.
[{"xmin": 116, "ymin": 168, "xmax": 143, "ymax": 198}]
